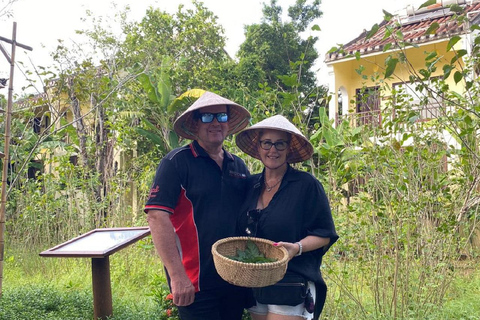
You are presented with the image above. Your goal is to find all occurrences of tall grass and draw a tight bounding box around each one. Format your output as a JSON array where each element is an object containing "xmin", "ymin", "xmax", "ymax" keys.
[
  {"xmin": 1, "ymin": 239, "xmax": 166, "ymax": 319},
  {"xmin": 2, "ymin": 242, "xmax": 480, "ymax": 319}
]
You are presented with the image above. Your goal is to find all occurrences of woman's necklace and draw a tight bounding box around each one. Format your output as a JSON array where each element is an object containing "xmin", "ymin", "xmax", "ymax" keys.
[{"xmin": 264, "ymin": 168, "xmax": 287, "ymax": 192}]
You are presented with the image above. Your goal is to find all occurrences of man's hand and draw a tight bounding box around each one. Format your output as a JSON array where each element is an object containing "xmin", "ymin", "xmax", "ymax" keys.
[
  {"xmin": 147, "ymin": 210, "xmax": 196, "ymax": 306},
  {"xmin": 170, "ymin": 276, "xmax": 195, "ymax": 306}
]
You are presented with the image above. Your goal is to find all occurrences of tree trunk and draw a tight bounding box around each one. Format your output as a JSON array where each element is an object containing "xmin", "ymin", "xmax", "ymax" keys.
[
  {"xmin": 95, "ymin": 102, "xmax": 109, "ymax": 222},
  {"xmin": 68, "ymin": 79, "xmax": 90, "ymax": 170}
]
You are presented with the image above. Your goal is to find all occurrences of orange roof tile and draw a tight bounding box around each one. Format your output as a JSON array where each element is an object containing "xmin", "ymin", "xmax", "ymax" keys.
[{"xmin": 325, "ymin": 1, "xmax": 480, "ymax": 63}]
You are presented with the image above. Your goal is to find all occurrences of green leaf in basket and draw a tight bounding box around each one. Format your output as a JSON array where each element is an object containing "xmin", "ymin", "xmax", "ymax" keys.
[{"xmin": 227, "ymin": 239, "xmax": 277, "ymax": 263}]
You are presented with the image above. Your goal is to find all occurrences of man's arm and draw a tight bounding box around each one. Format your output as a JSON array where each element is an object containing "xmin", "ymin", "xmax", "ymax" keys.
[{"xmin": 147, "ymin": 209, "xmax": 195, "ymax": 306}]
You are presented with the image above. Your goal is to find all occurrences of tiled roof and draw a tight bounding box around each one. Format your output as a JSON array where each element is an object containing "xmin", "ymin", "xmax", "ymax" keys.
[
  {"xmin": 325, "ymin": 1, "xmax": 480, "ymax": 63},
  {"xmin": 14, "ymin": 92, "xmax": 48, "ymax": 109}
]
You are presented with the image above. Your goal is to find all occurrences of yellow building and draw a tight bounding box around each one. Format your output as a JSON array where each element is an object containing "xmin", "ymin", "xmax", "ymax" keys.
[{"xmin": 325, "ymin": 0, "xmax": 480, "ymax": 134}]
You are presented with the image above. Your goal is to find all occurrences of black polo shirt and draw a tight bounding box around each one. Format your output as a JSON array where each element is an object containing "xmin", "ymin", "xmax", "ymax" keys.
[{"xmin": 145, "ymin": 140, "xmax": 249, "ymax": 291}]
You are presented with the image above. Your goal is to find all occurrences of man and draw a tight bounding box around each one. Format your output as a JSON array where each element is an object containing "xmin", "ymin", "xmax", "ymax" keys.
[{"xmin": 145, "ymin": 91, "xmax": 251, "ymax": 320}]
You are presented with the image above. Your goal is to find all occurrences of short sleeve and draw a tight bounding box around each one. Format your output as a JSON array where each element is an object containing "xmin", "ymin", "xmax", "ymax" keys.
[{"xmin": 144, "ymin": 158, "xmax": 182, "ymax": 214}]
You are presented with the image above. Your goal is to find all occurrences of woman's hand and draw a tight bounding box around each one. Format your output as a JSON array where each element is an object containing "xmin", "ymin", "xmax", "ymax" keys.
[{"xmin": 274, "ymin": 241, "xmax": 300, "ymax": 260}]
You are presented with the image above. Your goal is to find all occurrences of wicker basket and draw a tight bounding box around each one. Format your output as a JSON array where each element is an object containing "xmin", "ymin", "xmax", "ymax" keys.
[{"xmin": 212, "ymin": 236, "xmax": 288, "ymax": 288}]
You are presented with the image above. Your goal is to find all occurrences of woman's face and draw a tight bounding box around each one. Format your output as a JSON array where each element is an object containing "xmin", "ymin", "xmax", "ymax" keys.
[{"xmin": 257, "ymin": 129, "xmax": 290, "ymax": 170}]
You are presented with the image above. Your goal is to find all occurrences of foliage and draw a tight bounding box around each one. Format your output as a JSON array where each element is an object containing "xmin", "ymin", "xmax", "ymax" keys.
[
  {"xmin": 0, "ymin": 284, "xmax": 93, "ymax": 320},
  {"xmin": 0, "ymin": 283, "xmax": 168, "ymax": 320},
  {"xmin": 1, "ymin": 245, "xmax": 480, "ymax": 320},
  {"xmin": 314, "ymin": 1, "xmax": 480, "ymax": 318},
  {"xmin": 119, "ymin": 0, "xmax": 230, "ymax": 93},
  {"xmin": 148, "ymin": 274, "xmax": 180, "ymax": 320},
  {"xmin": 1, "ymin": 242, "xmax": 164, "ymax": 319},
  {"xmin": 236, "ymin": 0, "xmax": 321, "ymax": 95},
  {"xmin": 227, "ymin": 240, "xmax": 277, "ymax": 263},
  {"xmin": 2, "ymin": 0, "xmax": 480, "ymax": 319}
]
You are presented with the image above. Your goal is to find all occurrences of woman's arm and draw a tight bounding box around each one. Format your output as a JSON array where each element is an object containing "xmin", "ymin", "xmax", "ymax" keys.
[{"xmin": 274, "ymin": 235, "xmax": 330, "ymax": 260}]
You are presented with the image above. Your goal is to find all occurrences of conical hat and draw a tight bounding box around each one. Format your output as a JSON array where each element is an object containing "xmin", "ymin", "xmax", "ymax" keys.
[
  {"xmin": 173, "ymin": 91, "xmax": 251, "ymax": 140},
  {"xmin": 235, "ymin": 115, "xmax": 313, "ymax": 163}
]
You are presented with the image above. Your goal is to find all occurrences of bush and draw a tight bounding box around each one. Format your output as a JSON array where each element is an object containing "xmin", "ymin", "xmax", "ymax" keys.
[
  {"xmin": 0, "ymin": 285, "xmax": 92, "ymax": 320},
  {"xmin": 147, "ymin": 274, "xmax": 180, "ymax": 320}
]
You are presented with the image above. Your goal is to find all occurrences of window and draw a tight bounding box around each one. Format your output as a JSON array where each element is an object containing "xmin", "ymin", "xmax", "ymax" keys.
[
  {"xmin": 33, "ymin": 118, "xmax": 41, "ymax": 134},
  {"xmin": 393, "ymin": 81, "xmax": 443, "ymax": 121},
  {"xmin": 32, "ymin": 115, "xmax": 51, "ymax": 134},
  {"xmin": 69, "ymin": 155, "xmax": 78, "ymax": 166},
  {"xmin": 355, "ymin": 86, "xmax": 381, "ymax": 127},
  {"xmin": 27, "ymin": 160, "xmax": 43, "ymax": 179}
]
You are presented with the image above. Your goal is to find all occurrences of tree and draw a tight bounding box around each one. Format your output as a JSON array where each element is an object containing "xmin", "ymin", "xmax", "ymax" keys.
[
  {"xmin": 119, "ymin": 0, "xmax": 231, "ymax": 95},
  {"xmin": 0, "ymin": 0, "xmax": 16, "ymax": 20},
  {"xmin": 115, "ymin": 0, "xmax": 239, "ymax": 153},
  {"xmin": 233, "ymin": 0, "xmax": 328, "ymax": 141},
  {"xmin": 236, "ymin": 0, "xmax": 321, "ymax": 94},
  {"xmin": 314, "ymin": 2, "xmax": 480, "ymax": 317},
  {"xmin": 12, "ymin": 1, "xmax": 237, "ymax": 227}
]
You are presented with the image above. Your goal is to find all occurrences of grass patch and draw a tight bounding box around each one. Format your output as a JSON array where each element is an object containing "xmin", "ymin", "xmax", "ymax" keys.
[
  {"xmin": 2, "ymin": 240, "xmax": 166, "ymax": 319},
  {"xmin": 0, "ymin": 284, "xmax": 167, "ymax": 320},
  {"xmin": 0, "ymin": 284, "xmax": 93, "ymax": 320},
  {"xmin": 2, "ymin": 241, "xmax": 480, "ymax": 319}
]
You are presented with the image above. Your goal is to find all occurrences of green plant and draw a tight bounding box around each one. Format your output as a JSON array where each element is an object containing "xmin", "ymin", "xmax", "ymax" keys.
[
  {"xmin": 0, "ymin": 284, "xmax": 93, "ymax": 320},
  {"xmin": 148, "ymin": 274, "xmax": 180, "ymax": 320},
  {"xmin": 227, "ymin": 240, "xmax": 277, "ymax": 263}
]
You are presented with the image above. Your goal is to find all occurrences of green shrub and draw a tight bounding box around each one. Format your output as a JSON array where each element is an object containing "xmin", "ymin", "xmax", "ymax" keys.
[
  {"xmin": 147, "ymin": 273, "xmax": 180, "ymax": 320},
  {"xmin": 0, "ymin": 285, "xmax": 92, "ymax": 320}
]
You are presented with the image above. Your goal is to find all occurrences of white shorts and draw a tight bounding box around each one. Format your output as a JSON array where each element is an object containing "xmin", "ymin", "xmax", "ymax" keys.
[{"xmin": 248, "ymin": 281, "xmax": 316, "ymax": 319}]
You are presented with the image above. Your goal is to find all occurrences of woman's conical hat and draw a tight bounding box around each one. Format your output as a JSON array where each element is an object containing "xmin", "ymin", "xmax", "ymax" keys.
[{"xmin": 235, "ymin": 115, "xmax": 313, "ymax": 163}]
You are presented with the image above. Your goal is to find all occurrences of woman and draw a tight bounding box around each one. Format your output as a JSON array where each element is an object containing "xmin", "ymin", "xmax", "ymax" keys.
[{"xmin": 235, "ymin": 115, "xmax": 338, "ymax": 320}]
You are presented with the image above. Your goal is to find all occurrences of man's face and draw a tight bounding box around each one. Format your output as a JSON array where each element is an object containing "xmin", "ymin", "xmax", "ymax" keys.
[{"xmin": 195, "ymin": 105, "xmax": 229, "ymax": 149}]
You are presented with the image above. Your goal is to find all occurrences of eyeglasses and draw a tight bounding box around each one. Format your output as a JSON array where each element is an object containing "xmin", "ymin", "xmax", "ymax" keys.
[
  {"xmin": 198, "ymin": 112, "xmax": 229, "ymax": 123},
  {"xmin": 259, "ymin": 140, "xmax": 289, "ymax": 151},
  {"xmin": 245, "ymin": 209, "xmax": 262, "ymax": 236}
]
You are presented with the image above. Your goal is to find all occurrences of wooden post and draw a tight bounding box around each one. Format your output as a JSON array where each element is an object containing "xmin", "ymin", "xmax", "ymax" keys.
[
  {"xmin": 0, "ymin": 22, "xmax": 17, "ymax": 299},
  {"xmin": 91, "ymin": 257, "xmax": 113, "ymax": 319},
  {"xmin": 0, "ymin": 22, "xmax": 33, "ymax": 298}
]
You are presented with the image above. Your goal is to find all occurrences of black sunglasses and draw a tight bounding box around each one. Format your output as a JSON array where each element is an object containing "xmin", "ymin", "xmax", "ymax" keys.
[
  {"xmin": 245, "ymin": 209, "xmax": 262, "ymax": 237},
  {"xmin": 259, "ymin": 140, "xmax": 289, "ymax": 151},
  {"xmin": 198, "ymin": 112, "xmax": 229, "ymax": 123}
]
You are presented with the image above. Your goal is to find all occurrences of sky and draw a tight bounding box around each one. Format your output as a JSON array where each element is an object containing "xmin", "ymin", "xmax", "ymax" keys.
[{"xmin": 0, "ymin": 0, "xmax": 427, "ymax": 94}]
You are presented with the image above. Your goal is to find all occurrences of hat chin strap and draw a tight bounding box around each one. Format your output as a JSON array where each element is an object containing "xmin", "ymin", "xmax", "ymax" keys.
[
  {"xmin": 180, "ymin": 122, "xmax": 199, "ymax": 140},
  {"xmin": 228, "ymin": 117, "xmax": 249, "ymax": 135}
]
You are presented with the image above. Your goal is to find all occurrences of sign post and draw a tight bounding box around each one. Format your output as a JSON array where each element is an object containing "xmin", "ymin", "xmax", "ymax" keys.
[{"xmin": 40, "ymin": 227, "xmax": 150, "ymax": 319}]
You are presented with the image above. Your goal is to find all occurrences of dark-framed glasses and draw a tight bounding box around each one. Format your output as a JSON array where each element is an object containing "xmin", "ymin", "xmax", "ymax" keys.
[
  {"xmin": 198, "ymin": 112, "xmax": 229, "ymax": 123},
  {"xmin": 245, "ymin": 209, "xmax": 262, "ymax": 236},
  {"xmin": 259, "ymin": 140, "xmax": 289, "ymax": 151}
]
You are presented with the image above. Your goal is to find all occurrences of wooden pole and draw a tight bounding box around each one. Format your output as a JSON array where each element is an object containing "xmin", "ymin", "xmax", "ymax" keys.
[
  {"xmin": 0, "ymin": 22, "xmax": 32, "ymax": 298},
  {"xmin": 91, "ymin": 257, "xmax": 113, "ymax": 319}
]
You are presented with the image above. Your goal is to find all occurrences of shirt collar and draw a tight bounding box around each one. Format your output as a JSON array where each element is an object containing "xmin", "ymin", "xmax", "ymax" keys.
[
  {"xmin": 254, "ymin": 164, "xmax": 297, "ymax": 189},
  {"xmin": 190, "ymin": 140, "xmax": 234, "ymax": 161}
]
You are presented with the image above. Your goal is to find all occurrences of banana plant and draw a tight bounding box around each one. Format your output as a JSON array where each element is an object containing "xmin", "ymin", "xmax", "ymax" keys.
[
  {"xmin": 136, "ymin": 60, "xmax": 205, "ymax": 154},
  {"xmin": 310, "ymin": 107, "xmax": 365, "ymax": 196}
]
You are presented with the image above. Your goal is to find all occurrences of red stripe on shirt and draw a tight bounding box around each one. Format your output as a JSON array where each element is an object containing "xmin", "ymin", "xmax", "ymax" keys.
[
  {"xmin": 169, "ymin": 188, "xmax": 200, "ymax": 291},
  {"xmin": 189, "ymin": 143, "xmax": 199, "ymax": 158},
  {"xmin": 144, "ymin": 205, "xmax": 174, "ymax": 214}
]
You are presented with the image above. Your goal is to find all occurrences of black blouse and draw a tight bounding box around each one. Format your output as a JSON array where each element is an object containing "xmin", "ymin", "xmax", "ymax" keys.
[{"xmin": 237, "ymin": 164, "xmax": 339, "ymax": 316}]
